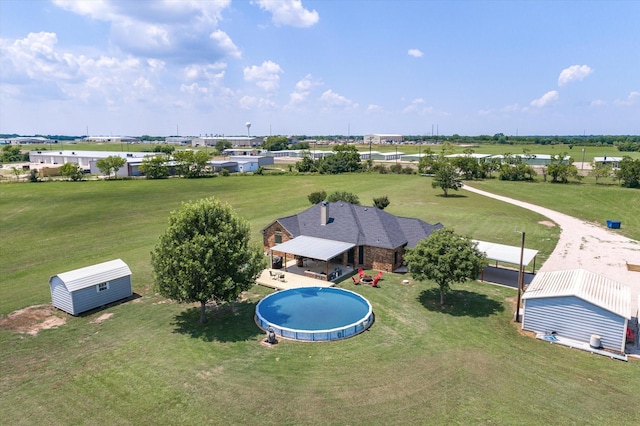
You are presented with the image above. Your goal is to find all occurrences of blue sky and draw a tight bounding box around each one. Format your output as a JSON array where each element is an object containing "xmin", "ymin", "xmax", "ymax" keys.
[{"xmin": 1, "ymin": 0, "xmax": 638, "ymax": 137}]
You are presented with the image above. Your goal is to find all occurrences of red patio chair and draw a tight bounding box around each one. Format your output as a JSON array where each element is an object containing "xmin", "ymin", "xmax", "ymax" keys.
[
  {"xmin": 376, "ymin": 271, "xmax": 383, "ymax": 279},
  {"xmin": 372, "ymin": 276, "xmax": 380, "ymax": 287},
  {"xmin": 351, "ymin": 276, "xmax": 360, "ymax": 285},
  {"xmin": 358, "ymin": 268, "xmax": 364, "ymax": 278}
]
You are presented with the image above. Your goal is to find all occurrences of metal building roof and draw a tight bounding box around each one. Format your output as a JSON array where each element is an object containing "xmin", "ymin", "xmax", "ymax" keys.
[
  {"xmin": 473, "ymin": 240, "xmax": 538, "ymax": 266},
  {"xmin": 51, "ymin": 259, "xmax": 131, "ymax": 292},
  {"xmin": 522, "ymin": 269, "xmax": 631, "ymax": 319},
  {"xmin": 271, "ymin": 236, "xmax": 355, "ymax": 261}
]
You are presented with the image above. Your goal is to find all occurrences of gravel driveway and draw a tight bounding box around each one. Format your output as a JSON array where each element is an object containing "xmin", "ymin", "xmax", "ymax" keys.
[{"xmin": 462, "ymin": 184, "xmax": 640, "ymax": 314}]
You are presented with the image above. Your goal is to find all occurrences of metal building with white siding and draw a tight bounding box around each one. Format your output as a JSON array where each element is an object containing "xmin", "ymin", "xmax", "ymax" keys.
[
  {"xmin": 49, "ymin": 259, "xmax": 132, "ymax": 316},
  {"xmin": 522, "ymin": 269, "xmax": 631, "ymax": 353}
]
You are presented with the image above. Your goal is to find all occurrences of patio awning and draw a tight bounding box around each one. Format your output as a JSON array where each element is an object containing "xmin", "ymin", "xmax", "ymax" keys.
[
  {"xmin": 473, "ymin": 240, "xmax": 538, "ymax": 266},
  {"xmin": 270, "ymin": 236, "xmax": 355, "ymax": 261}
]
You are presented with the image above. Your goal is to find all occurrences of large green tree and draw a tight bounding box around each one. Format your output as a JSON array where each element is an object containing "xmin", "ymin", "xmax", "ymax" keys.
[
  {"xmin": 151, "ymin": 198, "xmax": 265, "ymax": 323},
  {"xmin": 139, "ymin": 155, "xmax": 169, "ymax": 179},
  {"xmin": 616, "ymin": 156, "xmax": 640, "ymax": 188},
  {"xmin": 431, "ymin": 161, "xmax": 462, "ymax": 197},
  {"xmin": 404, "ymin": 228, "xmax": 488, "ymax": 305},
  {"xmin": 262, "ymin": 136, "xmax": 289, "ymax": 151},
  {"xmin": 96, "ymin": 155, "xmax": 126, "ymax": 179}
]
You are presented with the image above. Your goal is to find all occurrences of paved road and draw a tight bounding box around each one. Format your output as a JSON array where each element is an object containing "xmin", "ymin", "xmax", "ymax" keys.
[{"xmin": 462, "ymin": 184, "xmax": 640, "ymax": 313}]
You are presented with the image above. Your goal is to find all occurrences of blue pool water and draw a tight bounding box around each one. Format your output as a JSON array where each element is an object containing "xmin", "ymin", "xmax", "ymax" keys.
[{"xmin": 255, "ymin": 287, "xmax": 373, "ymax": 341}]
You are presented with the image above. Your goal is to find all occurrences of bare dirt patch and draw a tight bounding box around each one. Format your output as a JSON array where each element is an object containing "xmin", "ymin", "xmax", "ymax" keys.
[
  {"xmin": 91, "ymin": 313, "xmax": 114, "ymax": 324},
  {"xmin": 538, "ymin": 220, "xmax": 556, "ymax": 228},
  {"xmin": 0, "ymin": 304, "xmax": 66, "ymax": 336}
]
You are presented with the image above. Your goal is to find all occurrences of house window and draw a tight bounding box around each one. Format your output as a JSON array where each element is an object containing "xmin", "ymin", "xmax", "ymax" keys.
[
  {"xmin": 97, "ymin": 282, "xmax": 109, "ymax": 293},
  {"xmin": 358, "ymin": 246, "xmax": 364, "ymax": 265},
  {"xmin": 275, "ymin": 234, "xmax": 282, "ymax": 244},
  {"xmin": 394, "ymin": 251, "xmax": 398, "ymax": 265}
]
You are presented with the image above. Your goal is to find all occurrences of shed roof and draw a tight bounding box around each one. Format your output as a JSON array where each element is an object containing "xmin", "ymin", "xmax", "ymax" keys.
[
  {"xmin": 522, "ymin": 269, "xmax": 631, "ymax": 319},
  {"xmin": 473, "ymin": 240, "xmax": 538, "ymax": 266},
  {"xmin": 271, "ymin": 236, "xmax": 355, "ymax": 261},
  {"xmin": 51, "ymin": 259, "xmax": 131, "ymax": 292}
]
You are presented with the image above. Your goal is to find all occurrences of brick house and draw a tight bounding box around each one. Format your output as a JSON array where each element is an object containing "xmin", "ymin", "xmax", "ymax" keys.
[{"xmin": 262, "ymin": 201, "xmax": 443, "ymax": 272}]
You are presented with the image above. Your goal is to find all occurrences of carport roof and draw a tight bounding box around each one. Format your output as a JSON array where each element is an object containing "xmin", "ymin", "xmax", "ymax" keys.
[
  {"xmin": 473, "ymin": 240, "xmax": 538, "ymax": 266},
  {"xmin": 270, "ymin": 236, "xmax": 355, "ymax": 261}
]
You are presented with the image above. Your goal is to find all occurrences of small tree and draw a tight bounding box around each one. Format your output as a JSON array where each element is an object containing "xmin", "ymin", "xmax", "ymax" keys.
[
  {"xmin": 373, "ymin": 195, "xmax": 390, "ymax": 210},
  {"xmin": 151, "ymin": 198, "xmax": 265, "ymax": 323},
  {"xmin": 589, "ymin": 162, "xmax": 612, "ymax": 184},
  {"xmin": 327, "ymin": 190, "xmax": 360, "ymax": 205},
  {"xmin": 96, "ymin": 156, "xmax": 126, "ymax": 179},
  {"xmin": 405, "ymin": 228, "xmax": 488, "ymax": 305},
  {"xmin": 215, "ymin": 139, "xmax": 232, "ymax": 154},
  {"xmin": 308, "ymin": 190, "xmax": 327, "ymax": 204},
  {"xmin": 59, "ymin": 162, "xmax": 84, "ymax": 181},
  {"xmin": 431, "ymin": 161, "xmax": 462, "ymax": 196}
]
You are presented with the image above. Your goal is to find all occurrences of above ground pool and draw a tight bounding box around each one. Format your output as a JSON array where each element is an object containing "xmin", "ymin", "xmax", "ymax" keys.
[{"xmin": 255, "ymin": 287, "xmax": 373, "ymax": 341}]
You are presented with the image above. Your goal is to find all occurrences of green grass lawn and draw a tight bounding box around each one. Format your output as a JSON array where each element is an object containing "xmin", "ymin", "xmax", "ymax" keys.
[{"xmin": 1, "ymin": 174, "xmax": 639, "ymax": 425}]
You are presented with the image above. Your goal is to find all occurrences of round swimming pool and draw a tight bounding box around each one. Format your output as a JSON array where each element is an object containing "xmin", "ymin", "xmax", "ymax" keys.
[{"xmin": 255, "ymin": 287, "xmax": 373, "ymax": 341}]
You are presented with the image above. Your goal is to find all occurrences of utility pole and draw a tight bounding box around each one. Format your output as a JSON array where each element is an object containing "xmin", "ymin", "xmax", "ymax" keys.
[{"xmin": 515, "ymin": 231, "xmax": 526, "ymax": 323}]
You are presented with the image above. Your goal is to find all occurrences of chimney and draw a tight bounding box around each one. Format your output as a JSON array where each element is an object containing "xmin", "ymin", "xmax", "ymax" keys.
[{"xmin": 320, "ymin": 201, "xmax": 329, "ymax": 226}]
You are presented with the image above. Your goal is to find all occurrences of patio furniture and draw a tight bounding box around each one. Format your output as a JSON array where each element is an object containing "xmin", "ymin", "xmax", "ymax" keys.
[
  {"xmin": 372, "ymin": 276, "xmax": 380, "ymax": 287},
  {"xmin": 358, "ymin": 268, "xmax": 364, "ymax": 278},
  {"xmin": 269, "ymin": 270, "xmax": 279, "ymax": 280},
  {"xmin": 351, "ymin": 276, "xmax": 360, "ymax": 285}
]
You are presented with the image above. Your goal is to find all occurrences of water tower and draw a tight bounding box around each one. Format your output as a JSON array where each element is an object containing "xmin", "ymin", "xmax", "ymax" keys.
[{"xmin": 245, "ymin": 121, "xmax": 251, "ymax": 137}]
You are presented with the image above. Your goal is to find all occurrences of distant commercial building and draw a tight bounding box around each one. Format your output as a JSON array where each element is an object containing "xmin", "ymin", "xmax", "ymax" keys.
[
  {"xmin": 192, "ymin": 136, "xmax": 262, "ymax": 148},
  {"xmin": 83, "ymin": 136, "xmax": 138, "ymax": 143},
  {"xmin": 164, "ymin": 137, "xmax": 192, "ymax": 145},
  {"xmin": 29, "ymin": 150, "xmax": 160, "ymax": 177},
  {"xmin": 2, "ymin": 136, "xmax": 51, "ymax": 145},
  {"xmin": 363, "ymin": 134, "xmax": 404, "ymax": 144}
]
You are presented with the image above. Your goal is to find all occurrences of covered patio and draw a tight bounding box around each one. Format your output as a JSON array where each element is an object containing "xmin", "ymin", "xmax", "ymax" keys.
[
  {"xmin": 474, "ymin": 240, "xmax": 538, "ymax": 287},
  {"xmin": 268, "ymin": 236, "xmax": 355, "ymax": 282}
]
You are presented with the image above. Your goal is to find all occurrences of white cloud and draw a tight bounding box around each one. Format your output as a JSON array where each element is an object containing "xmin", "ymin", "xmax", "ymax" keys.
[
  {"xmin": 0, "ymin": 31, "xmax": 155, "ymax": 105},
  {"xmin": 238, "ymin": 95, "xmax": 276, "ymax": 110},
  {"xmin": 184, "ymin": 63, "xmax": 226, "ymax": 82},
  {"xmin": 402, "ymin": 98, "xmax": 433, "ymax": 114},
  {"xmin": 530, "ymin": 90, "xmax": 559, "ymax": 108},
  {"xmin": 615, "ymin": 91, "xmax": 640, "ymax": 107},
  {"xmin": 408, "ymin": 49, "xmax": 423, "ymax": 58},
  {"xmin": 287, "ymin": 74, "xmax": 321, "ymax": 105},
  {"xmin": 243, "ymin": 60, "xmax": 283, "ymax": 92},
  {"xmin": 558, "ymin": 64, "xmax": 593, "ymax": 86},
  {"xmin": 477, "ymin": 108, "xmax": 494, "ymax": 116},
  {"xmin": 54, "ymin": 0, "xmax": 237, "ymax": 63},
  {"xmin": 501, "ymin": 103, "xmax": 521, "ymax": 113},
  {"xmin": 319, "ymin": 89, "xmax": 357, "ymax": 108},
  {"xmin": 367, "ymin": 104, "xmax": 383, "ymax": 113},
  {"xmin": 590, "ymin": 99, "xmax": 606, "ymax": 107},
  {"xmin": 255, "ymin": 0, "xmax": 319, "ymax": 28}
]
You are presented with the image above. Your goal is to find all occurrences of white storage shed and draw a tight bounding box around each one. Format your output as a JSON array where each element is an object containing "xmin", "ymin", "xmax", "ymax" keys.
[
  {"xmin": 522, "ymin": 269, "xmax": 631, "ymax": 353},
  {"xmin": 49, "ymin": 259, "xmax": 132, "ymax": 316}
]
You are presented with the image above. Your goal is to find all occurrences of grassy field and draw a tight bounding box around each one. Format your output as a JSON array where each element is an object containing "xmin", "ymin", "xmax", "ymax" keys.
[{"xmin": 1, "ymin": 174, "xmax": 640, "ymax": 425}]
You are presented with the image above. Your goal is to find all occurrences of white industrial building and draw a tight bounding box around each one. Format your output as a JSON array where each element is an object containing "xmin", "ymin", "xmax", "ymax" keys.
[
  {"xmin": 363, "ymin": 134, "xmax": 404, "ymax": 144},
  {"xmin": 29, "ymin": 150, "xmax": 160, "ymax": 177},
  {"xmin": 192, "ymin": 136, "xmax": 262, "ymax": 148}
]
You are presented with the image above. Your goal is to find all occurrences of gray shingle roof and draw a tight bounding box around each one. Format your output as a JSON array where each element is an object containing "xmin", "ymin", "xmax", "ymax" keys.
[{"xmin": 268, "ymin": 202, "xmax": 443, "ymax": 249}]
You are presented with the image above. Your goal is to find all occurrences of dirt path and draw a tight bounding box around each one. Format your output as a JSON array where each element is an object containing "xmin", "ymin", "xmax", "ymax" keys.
[{"xmin": 462, "ymin": 184, "xmax": 640, "ymax": 313}]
